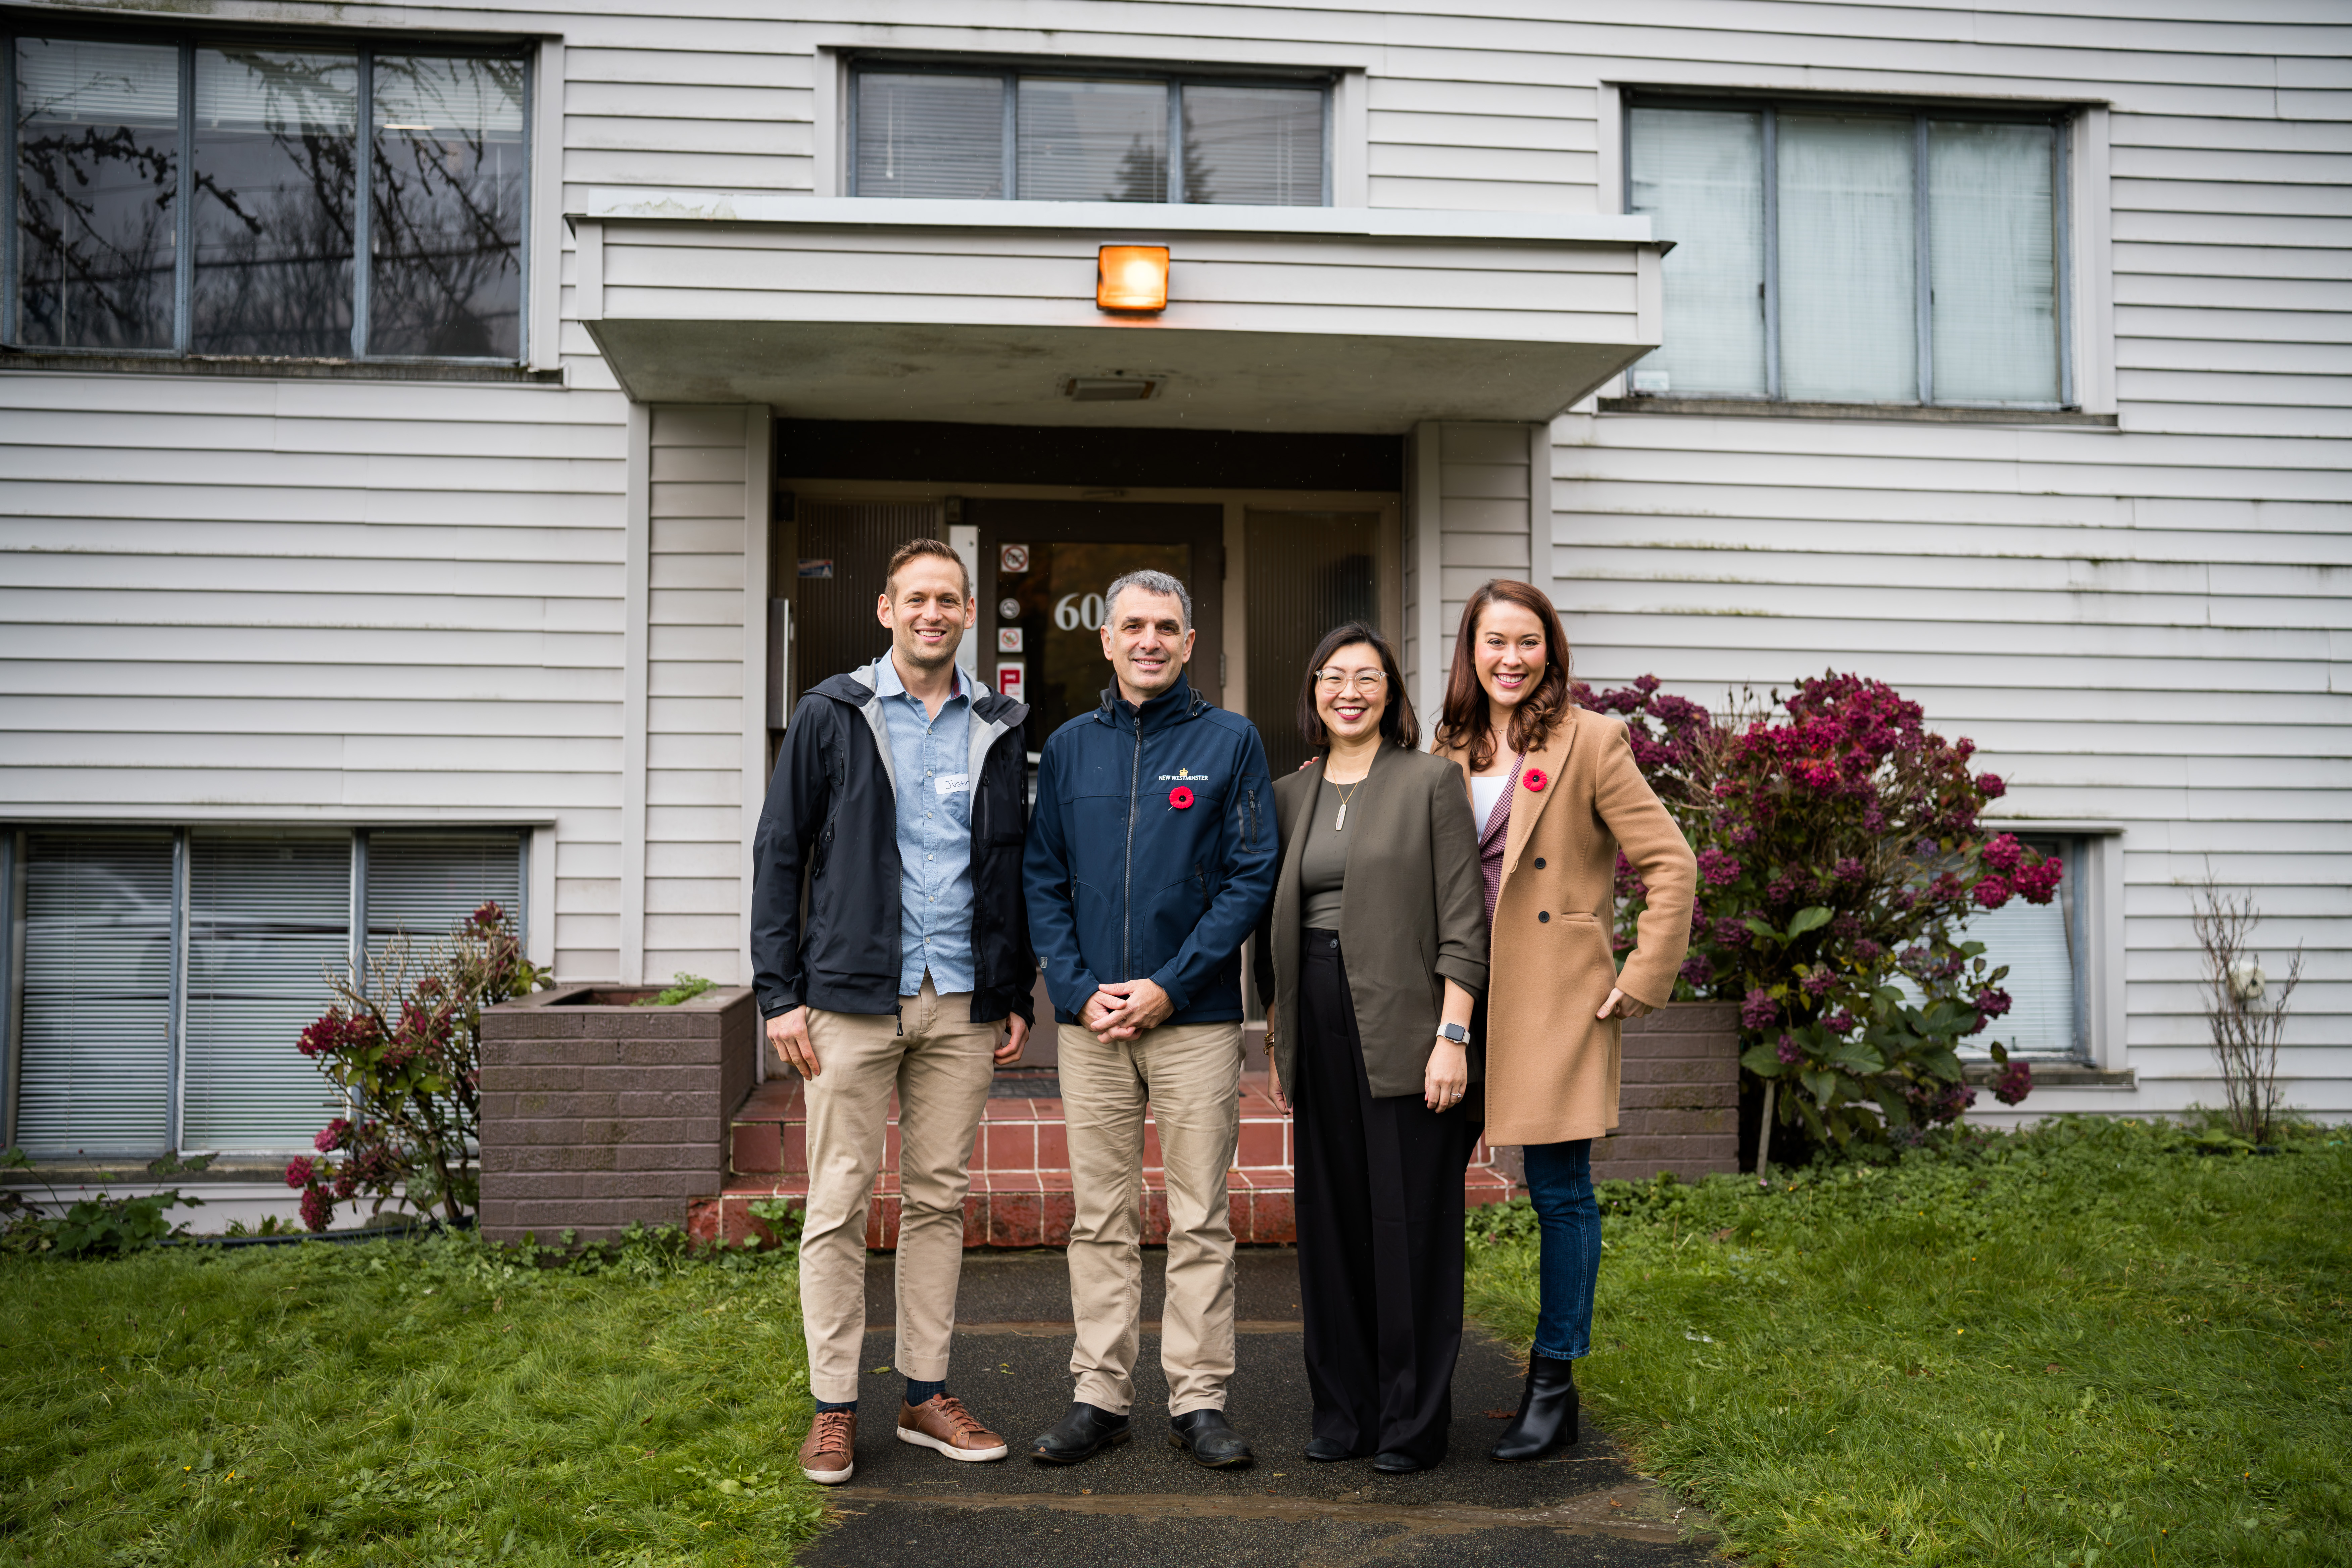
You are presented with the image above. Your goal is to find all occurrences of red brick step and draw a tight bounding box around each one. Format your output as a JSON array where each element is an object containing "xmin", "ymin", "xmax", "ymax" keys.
[{"xmin": 692, "ymin": 1074, "xmax": 1514, "ymax": 1248}]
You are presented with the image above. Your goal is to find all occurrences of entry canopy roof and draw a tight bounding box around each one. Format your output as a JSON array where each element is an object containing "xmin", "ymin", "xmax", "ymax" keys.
[{"xmin": 571, "ymin": 195, "xmax": 1666, "ymax": 433}]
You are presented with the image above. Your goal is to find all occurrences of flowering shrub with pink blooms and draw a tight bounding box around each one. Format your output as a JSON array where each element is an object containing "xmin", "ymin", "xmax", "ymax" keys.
[
  {"xmin": 286, "ymin": 902, "xmax": 544, "ymax": 1231},
  {"xmin": 1580, "ymin": 672, "xmax": 2058, "ymax": 1147}
]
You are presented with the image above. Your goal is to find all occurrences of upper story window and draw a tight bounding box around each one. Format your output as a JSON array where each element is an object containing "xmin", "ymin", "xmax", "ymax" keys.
[
  {"xmin": 1627, "ymin": 96, "xmax": 2070, "ymax": 409},
  {"xmin": 7, "ymin": 31, "xmax": 529, "ymax": 361},
  {"xmin": 851, "ymin": 64, "xmax": 1326, "ymax": 206}
]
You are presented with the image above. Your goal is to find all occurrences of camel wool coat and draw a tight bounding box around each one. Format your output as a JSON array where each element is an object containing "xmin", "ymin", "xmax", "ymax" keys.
[{"xmin": 1434, "ymin": 707, "xmax": 1698, "ymax": 1146}]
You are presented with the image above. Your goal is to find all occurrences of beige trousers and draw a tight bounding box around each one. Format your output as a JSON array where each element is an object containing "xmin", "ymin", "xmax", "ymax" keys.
[
  {"xmin": 1058, "ymin": 1019, "xmax": 1243, "ymax": 1417},
  {"xmin": 799, "ymin": 979, "xmax": 998, "ymax": 1405}
]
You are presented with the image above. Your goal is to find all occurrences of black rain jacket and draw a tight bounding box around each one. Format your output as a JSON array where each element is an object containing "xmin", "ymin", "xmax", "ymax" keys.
[{"xmin": 751, "ymin": 657, "xmax": 1035, "ymax": 1024}]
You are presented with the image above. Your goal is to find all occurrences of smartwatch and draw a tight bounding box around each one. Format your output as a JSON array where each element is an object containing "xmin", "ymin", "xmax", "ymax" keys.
[{"xmin": 1436, "ymin": 1022, "xmax": 1470, "ymax": 1045}]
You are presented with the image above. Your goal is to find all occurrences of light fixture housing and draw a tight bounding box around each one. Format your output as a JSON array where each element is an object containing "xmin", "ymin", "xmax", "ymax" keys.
[{"xmin": 1096, "ymin": 245, "xmax": 1169, "ymax": 313}]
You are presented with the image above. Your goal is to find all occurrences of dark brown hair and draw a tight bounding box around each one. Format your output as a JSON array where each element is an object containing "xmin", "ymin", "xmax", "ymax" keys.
[
  {"xmin": 1298, "ymin": 622, "xmax": 1417, "ymax": 751},
  {"xmin": 1434, "ymin": 580, "xmax": 1572, "ymax": 771},
  {"xmin": 883, "ymin": 537, "xmax": 970, "ymax": 598}
]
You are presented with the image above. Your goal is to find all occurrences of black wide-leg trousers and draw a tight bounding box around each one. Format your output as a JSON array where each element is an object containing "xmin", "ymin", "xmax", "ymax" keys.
[{"xmin": 1293, "ymin": 929, "xmax": 1478, "ymax": 1465}]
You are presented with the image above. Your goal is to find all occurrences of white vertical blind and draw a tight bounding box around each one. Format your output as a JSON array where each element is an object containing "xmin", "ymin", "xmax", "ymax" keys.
[
  {"xmin": 1628, "ymin": 107, "xmax": 1768, "ymax": 397},
  {"xmin": 1777, "ymin": 113, "xmax": 1917, "ymax": 402},
  {"xmin": 182, "ymin": 832, "xmax": 351, "ymax": 1151},
  {"xmin": 366, "ymin": 830, "xmax": 524, "ymax": 967},
  {"xmin": 1930, "ymin": 120, "xmax": 2060, "ymax": 405},
  {"xmin": 855, "ymin": 73, "xmax": 1004, "ymax": 199},
  {"xmin": 16, "ymin": 832, "xmax": 175, "ymax": 1156},
  {"xmin": 1960, "ymin": 889, "xmax": 2079, "ymax": 1059},
  {"xmin": 1018, "ymin": 78, "xmax": 1166, "ymax": 202},
  {"xmin": 1182, "ymin": 85, "xmax": 1321, "ymax": 206}
]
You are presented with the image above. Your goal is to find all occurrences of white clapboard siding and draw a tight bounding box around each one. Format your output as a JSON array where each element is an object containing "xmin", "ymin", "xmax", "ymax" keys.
[
  {"xmin": 642, "ymin": 405, "xmax": 749, "ymax": 985},
  {"xmin": 0, "ymin": 374, "xmax": 630, "ymax": 983}
]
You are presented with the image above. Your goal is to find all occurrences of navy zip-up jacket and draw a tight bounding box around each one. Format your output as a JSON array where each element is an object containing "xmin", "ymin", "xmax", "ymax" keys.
[
  {"xmin": 751, "ymin": 657, "xmax": 1035, "ymax": 1025},
  {"xmin": 1024, "ymin": 674, "xmax": 1277, "ymax": 1026}
]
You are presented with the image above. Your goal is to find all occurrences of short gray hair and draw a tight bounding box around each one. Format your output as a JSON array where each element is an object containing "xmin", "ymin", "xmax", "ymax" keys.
[{"xmin": 1104, "ymin": 569, "xmax": 1192, "ymax": 631}]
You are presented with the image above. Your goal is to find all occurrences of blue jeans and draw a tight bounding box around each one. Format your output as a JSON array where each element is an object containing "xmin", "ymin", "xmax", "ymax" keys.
[{"xmin": 1522, "ymin": 1139, "xmax": 1599, "ymax": 1361}]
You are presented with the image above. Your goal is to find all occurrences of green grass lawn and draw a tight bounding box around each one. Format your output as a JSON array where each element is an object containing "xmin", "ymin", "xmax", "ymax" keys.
[
  {"xmin": 1467, "ymin": 1117, "xmax": 2352, "ymax": 1567},
  {"xmin": 0, "ymin": 1230, "xmax": 827, "ymax": 1567}
]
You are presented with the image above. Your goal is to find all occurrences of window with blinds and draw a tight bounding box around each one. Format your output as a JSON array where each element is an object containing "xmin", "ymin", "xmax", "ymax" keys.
[
  {"xmin": 850, "ymin": 65, "xmax": 1326, "ymax": 206},
  {"xmin": 1959, "ymin": 837, "xmax": 2088, "ymax": 1061},
  {"xmin": 13, "ymin": 831, "xmax": 175, "ymax": 1156},
  {"xmin": 1627, "ymin": 97, "xmax": 2068, "ymax": 408},
  {"xmin": 3, "ymin": 825, "xmax": 525, "ymax": 1157}
]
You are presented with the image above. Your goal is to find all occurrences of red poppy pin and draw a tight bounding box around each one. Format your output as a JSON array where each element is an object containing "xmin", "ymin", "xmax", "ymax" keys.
[
  {"xmin": 1523, "ymin": 768, "xmax": 1549, "ymax": 792},
  {"xmin": 1169, "ymin": 786, "xmax": 1195, "ymax": 810}
]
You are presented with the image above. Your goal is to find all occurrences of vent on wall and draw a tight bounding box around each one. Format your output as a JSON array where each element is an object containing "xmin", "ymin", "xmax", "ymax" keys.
[{"xmin": 1065, "ymin": 377, "xmax": 1157, "ymax": 402}]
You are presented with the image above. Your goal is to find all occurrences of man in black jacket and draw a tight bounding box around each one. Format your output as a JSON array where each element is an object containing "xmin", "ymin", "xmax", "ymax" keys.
[
  {"xmin": 752, "ymin": 539, "xmax": 1034, "ymax": 1488},
  {"xmin": 1023, "ymin": 568, "xmax": 1278, "ymax": 1470}
]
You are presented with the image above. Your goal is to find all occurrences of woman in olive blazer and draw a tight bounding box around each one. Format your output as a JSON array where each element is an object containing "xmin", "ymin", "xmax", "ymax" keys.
[
  {"xmin": 1251, "ymin": 623, "xmax": 1487, "ymax": 1475},
  {"xmin": 1430, "ymin": 580, "xmax": 1696, "ymax": 1466}
]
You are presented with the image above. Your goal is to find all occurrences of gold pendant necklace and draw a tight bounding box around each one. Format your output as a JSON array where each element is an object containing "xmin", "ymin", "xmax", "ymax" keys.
[{"xmin": 1332, "ymin": 774, "xmax": 1365, "ymax": 831}]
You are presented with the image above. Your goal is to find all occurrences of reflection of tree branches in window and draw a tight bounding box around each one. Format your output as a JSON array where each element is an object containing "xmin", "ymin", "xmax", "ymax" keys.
[
  {"xmin": 15, "ymin": 124, "xmax": 176, "ymax": 347},
  {"xmin": 1111, "ymin": 134, "xmax": 1211, "ymax": 203},
  {"xmin": 368, "ymin": 58, "xmax": 524, "ymax": 359},
  {"xmin": 191, "ymin": 51, "xmax": 357, "ymax": 356}
]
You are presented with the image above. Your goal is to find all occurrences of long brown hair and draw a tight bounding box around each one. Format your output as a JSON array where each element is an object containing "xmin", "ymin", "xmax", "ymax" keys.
[
  {"xmin": 1297, "ymin": 622, "xmax": 1418, "ymax": 751},
  {"xmin": 1434, "ymin": 580, "xmax": 1572, "ymax": 771}
]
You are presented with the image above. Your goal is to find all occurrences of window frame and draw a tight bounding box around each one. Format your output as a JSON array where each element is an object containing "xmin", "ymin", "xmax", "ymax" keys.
[
  {"xmin": 1621, "ymin": 91, "xmax": 2075, "ymax": 411},
  {"xmin": 845, "ymin": 57, "xmax": 1333, "ymax": 206},
  {"xmin": 0, "ymin": 21, "xmax": 536, "ymax": 366},
  {"xmin": 0, "ymin": 824, "xmax": 528, "ymax": 1158}
]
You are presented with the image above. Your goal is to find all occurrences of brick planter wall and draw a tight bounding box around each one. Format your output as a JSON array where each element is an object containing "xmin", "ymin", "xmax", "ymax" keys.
[
  {"xmin": 1591, "ymin": 1000, "xmax": 1741, "ymax": 1183},
  {"xmin": 477, "ymin": 985, "xmax": 756, "ymax": 1243}
]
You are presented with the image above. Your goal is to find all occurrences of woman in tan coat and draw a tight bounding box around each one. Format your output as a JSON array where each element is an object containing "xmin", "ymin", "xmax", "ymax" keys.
[{"xmin": 1430, "ymin": 580, "xmax": 1696, "ymax": 1463}]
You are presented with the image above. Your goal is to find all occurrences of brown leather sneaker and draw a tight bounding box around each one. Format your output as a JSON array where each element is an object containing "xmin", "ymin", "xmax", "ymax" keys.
[
  {"xmin": 895, "ymin": 1393, "xmax": 1011, "ymax": 1462},
  {"xmin": 798, "ymin": 1409, "xmax": 856, "ymax": 1485}
]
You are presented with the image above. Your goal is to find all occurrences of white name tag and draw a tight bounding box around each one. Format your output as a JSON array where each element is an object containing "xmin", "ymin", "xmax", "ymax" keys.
[{"xmin": 934, "ymin": 773, "xmax": 970, "ymax": 797}]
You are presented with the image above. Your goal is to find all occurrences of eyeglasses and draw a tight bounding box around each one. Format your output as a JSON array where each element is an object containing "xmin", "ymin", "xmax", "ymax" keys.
[{"xmin": 1315, "ymin": 670, "xmax": 1388, "ymax": 695}]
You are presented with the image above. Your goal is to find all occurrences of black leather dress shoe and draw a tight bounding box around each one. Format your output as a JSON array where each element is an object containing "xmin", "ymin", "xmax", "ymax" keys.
[
  {"xmin": 1029, "ymin": 1403, "xmax": 1131, "ymax": 1464},
  {"xmin": 1372, "ymin": 1450, "xmax": 1428, "ymax": 1474},
  {"xmin": 1168, "ymin": 1408, "xmax": 1254, "ymax": 1468},
  {"xmin": 1303, "ymin": 1436, "xmax": 1357, "ymax": 1462},
  {"xmin": 1491, "ymin": 1353, "xmax": 1579, "ymax": 1462}
]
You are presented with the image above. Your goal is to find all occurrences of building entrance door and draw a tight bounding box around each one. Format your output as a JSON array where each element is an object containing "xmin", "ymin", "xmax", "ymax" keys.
[{"xmin": 964, "ymin": 500, "xmax": 1225, "ymax": 750}]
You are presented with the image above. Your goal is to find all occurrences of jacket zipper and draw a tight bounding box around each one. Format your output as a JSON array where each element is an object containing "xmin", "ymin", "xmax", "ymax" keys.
[{"xmin": 1122, "ymin": 708, "xmax": 1142, "ymax": 979}]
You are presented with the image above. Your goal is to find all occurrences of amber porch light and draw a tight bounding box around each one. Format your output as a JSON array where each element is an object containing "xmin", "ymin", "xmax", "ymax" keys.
[{"xmin": 1096, "ymin": 245, "xmax": 1169, "ymax": 313}]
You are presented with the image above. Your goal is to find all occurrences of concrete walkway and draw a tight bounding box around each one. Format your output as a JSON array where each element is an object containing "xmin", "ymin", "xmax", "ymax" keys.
[{"xmin": 802, "ymin": 1248, "xmax": 1718, "ymax": 1567}]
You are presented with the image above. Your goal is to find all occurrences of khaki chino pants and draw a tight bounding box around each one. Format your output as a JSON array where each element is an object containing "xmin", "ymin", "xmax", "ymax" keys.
[
  {"xmin": 1058, "ymin": 1019, "xmax": 1243, "ymax": 1417},
  {"xmin": 799, "ymin": 979, "xmax": 997, "ymax": 1405}
]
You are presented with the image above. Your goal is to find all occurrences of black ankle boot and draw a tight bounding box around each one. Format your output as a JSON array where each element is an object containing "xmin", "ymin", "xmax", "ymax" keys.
[{"xmin": 1490, "ymin": 1354, "xmax": 1578, "ymax": 1462}]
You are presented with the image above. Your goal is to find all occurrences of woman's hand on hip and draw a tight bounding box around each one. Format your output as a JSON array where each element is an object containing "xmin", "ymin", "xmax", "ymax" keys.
[
  {"xmin": 1425, "ymin": 1041, "xmax": 1469, "ymax": 1112},
  {"xmin": 1597, "ymin": 987, "xmax": 1654, "ymax": 1021}
]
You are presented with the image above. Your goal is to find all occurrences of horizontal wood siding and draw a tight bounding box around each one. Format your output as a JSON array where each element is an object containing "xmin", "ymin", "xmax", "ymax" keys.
[
  {"xmin": 0, "ymin": 374, "xmax": 631, "ymax": 982},
  {"xmin": 644, "ymin": 405, "xmax": 749, "ymax": 986},
  {"xmin": 1549, "ymin": 40, "xmax": 2351, "ymax": 1115}
]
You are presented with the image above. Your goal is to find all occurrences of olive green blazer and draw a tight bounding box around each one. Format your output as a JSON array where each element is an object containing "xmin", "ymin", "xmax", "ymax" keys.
[{"xmin": 1250, "ymin": 743, "xmax": 1488, "ymax": 1099}]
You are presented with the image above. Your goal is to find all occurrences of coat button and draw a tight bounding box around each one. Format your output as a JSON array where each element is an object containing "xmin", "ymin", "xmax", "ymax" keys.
[
  {"xmin": 1533, "ymin": 857, "xmax": 1546, "ymax": 869},
  {"xmin": 1538, "ymin": 911, "xmax": 1550, "ymax": 923}
]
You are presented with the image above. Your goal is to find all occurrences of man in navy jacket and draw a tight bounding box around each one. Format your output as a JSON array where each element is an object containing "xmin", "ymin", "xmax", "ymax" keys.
[{"xmin": 1023, "ymin": 568, "xmax": 1278, "ymax": 1469}]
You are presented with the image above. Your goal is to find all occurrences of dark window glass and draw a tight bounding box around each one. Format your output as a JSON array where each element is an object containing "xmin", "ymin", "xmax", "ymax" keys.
[
  {"xmin": 367, "ymin": 55, "xmax": 526, "ymax": 358},
  {"xmin": 190, "ymin": 48, "xmax": 357, "ymax": 356},
  {"xmin": 13, "ymin": 38, "xmax": 181, "ymax": 350},
  {"xmin": 1017, "ymin": 78, "xmax": 1165, "ymax": 202},
  {"xmin": 1182, "ymin": 85, "xmax": 1321, "ymax": 206},
  {"xmin": 855, "ymin": 72, "xmax": 1003, "ymax": 199}
]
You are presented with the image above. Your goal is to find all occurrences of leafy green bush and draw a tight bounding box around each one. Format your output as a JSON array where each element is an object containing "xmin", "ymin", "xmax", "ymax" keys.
[
  {"xmin": 0, "ymin": 1150, "xmax": 209, "ymax": 1258},
  {"xmin": 288, "ymin": 901, "xmax": 544, "ymax": 1231},
  {"xmin": 1583, "ymin": 673, "xmax": 2057, "ymax": 1147}
]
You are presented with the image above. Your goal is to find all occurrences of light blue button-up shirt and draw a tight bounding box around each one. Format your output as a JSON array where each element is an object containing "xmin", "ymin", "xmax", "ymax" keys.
[{"xmin": 874, "ymin": 656, "xmax": 976, "ymax": 997}]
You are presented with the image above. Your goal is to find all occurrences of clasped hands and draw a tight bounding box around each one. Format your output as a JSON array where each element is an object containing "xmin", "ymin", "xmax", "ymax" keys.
[{"xmin": 1079, "ymin": 977, "xmax": 1175, "ymax": 1043}]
